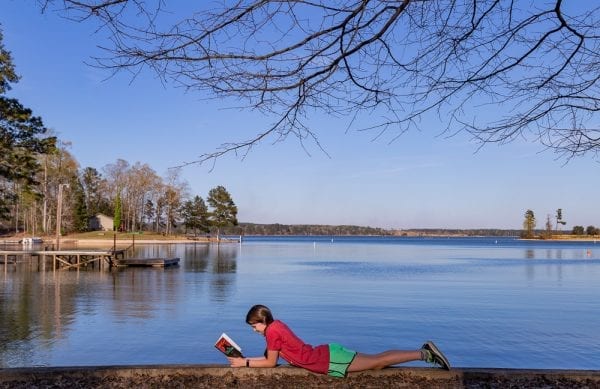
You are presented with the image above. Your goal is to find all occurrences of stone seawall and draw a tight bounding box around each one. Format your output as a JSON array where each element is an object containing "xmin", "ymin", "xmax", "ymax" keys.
[{"xmin": 1, "ymin": 365, "xmax": 599, "ymax": 388}]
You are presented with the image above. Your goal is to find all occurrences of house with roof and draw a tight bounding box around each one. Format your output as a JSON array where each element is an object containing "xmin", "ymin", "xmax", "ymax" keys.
[{"xmin": 89, "ymin": 213, "xmax": 114, "ymax": 231}]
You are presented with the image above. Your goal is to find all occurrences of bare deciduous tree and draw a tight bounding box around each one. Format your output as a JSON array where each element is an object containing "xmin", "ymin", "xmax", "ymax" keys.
[
  {"xmin": 42, "ymin": 1, "xmax": 600, "ymax": 162},
  {"xmin": 101, "ymin": 159, "xmax": 163, "ymax": 231},
  {"xmin": 157, "ymin": 167, "xmax": 189, "ymax": 235},
  {"xmin": 127, "ymin": 163, "xmax": 162, "ymax": 231}
]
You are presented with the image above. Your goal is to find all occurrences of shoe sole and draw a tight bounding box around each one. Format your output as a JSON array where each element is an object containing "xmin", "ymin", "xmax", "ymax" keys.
[{"xmin": 425, "ymin": 341, "xmax": 451, "ymax": 370}]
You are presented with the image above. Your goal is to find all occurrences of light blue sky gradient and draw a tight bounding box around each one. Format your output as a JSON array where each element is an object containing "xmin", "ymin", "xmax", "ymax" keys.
[{"xmin": 1, "ymin": 2, "xmax": 598, "ymax": 229}]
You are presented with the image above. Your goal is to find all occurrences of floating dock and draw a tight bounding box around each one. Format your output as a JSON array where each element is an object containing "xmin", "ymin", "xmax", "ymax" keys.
[{"xmin": 114, "ymin": 257, "xmax": 180, "ymax": 267}]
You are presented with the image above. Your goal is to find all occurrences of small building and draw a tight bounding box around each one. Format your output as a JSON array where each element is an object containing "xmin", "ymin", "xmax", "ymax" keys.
[{"xmin": 89, "ymin": 213, "xmax": 114, "ymax": 231}]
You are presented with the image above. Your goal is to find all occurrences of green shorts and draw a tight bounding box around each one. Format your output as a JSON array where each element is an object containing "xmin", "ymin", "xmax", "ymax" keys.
[{"xmin": 327, "ymin": 343, "xmax": 357, "ymax": 378}]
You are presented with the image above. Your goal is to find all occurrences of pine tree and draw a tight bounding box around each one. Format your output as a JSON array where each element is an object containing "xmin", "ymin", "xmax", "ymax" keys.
[
  {"xmin": 72, "ymin": 178, "xmax": 89, "ymax": 232},
  {"xmin": 207, "ymin": 186, "xmax": 238, "ymax": 239},
  {"xmin": 522, "ymin": 210, "xmax": 536, "ymax": 239},
  {"xmin": 0, "ymin": 30, "xmax": 56, "ymax": 219},
  {"xmin": 113, "ymin": 191, "xmax": 122, "ymax": 231},
  {"xmin": 181, "ymin": 195, "xmax": 209, "ymax": 236}
]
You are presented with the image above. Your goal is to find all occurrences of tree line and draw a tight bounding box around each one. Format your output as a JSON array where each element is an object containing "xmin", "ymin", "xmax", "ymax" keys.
[
  {"xmin": 571, "ymin": 226, "xmax": 600, "ymax": 237},
  {"xmin": 0, "ymin": 31, "xmax": 237, "ymax": 237},
  {"xmin": 3, "ymin": 144, "xmax": 238, "ymax": 236},
  {"xmin": 222, "ymin": 223, "xmax": 392, "ymax": 237},
  {"xmin": 215, "ymin": 225, "xmax": 526, "ymax": 237},
  {"xmin": 3, "ymin": 146, "xmax": 239, "ymax": 237},
  {"xmin": 522, "ymin": 209, "xmax": 598, "ymax": 239}
]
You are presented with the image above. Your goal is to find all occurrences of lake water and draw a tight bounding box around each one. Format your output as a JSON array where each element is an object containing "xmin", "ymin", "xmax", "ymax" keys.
[{"xmin": 1, "ymin": 236, "xmax": 599, "ymax": 370}]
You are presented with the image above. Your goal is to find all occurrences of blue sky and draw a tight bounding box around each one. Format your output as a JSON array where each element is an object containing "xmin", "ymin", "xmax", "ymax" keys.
[{"xmin": 1, "ymin": 2, "xmax": 598, "ymax": 230}]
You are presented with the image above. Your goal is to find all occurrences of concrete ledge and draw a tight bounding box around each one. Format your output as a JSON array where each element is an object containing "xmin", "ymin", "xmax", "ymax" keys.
[{"xmin": 1, "ymin": 365, "xmax": 599, "ymax": 388}]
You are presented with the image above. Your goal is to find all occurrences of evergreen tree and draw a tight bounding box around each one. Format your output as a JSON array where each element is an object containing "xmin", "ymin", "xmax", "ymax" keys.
[
  {"xmin": 0, "ymin": 30, "xmax": 56, "ymax": 219},
  {"xmin": 181, "ymin": 195, "xmax": 209, "ymax": 236},
  {"xmin": 72, "ymin": 178, "xmax": 89, "ymax": 232},
  {"xmin": 522, "ymin": 209, "xmax": 536, "ymax": 239},
  {"xmin": 207, "ymin": 186, "xmax": 238, "ymax": 239},
  {"xmin": 555, "ymin": 208, "xmax": 566, "ymax": 232},
  {"xmin": 113, "ymin": 191, "xmax": 122, "ymax": 231}
]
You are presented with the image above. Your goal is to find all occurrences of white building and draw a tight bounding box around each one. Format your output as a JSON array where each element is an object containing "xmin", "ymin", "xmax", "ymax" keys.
[{"xmin": 89, "ymin": 213, "xmax": 114, "ymax": 231}]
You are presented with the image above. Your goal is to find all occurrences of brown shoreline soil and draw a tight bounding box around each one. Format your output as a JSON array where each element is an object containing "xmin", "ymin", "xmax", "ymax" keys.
[{"xmin": 1, "ymin": 366, "xmax": 599, "ymax": 389}]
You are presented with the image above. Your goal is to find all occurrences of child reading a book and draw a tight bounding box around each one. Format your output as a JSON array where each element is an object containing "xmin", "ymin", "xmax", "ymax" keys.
[{"xmin": 226, "ymin": 304, "xmax": 450, "ymax": 378}]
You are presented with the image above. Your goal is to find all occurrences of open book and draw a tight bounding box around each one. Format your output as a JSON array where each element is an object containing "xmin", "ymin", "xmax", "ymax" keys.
[{"xmin": 214, "ymin": 333, "xmax": 244, "ymax": 358}]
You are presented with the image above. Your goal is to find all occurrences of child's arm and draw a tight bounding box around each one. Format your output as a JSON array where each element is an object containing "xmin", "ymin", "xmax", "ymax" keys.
[{"xmin": 228, "ymin": 349, "xmax": 279, "ymax": 368}]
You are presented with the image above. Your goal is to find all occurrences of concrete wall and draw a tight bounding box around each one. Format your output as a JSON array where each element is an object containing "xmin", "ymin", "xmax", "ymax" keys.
[{"xmin": 1, "ymin": 365, "xmax": 599, "ymax": 388}]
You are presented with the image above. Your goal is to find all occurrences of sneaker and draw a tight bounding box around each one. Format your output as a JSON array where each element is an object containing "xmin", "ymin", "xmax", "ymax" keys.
[{"xmin": 422, "ymin": 341, "xmax": 451, "ymax": 370}]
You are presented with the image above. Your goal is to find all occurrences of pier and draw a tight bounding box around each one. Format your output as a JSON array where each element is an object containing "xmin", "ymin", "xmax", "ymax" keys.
[
  {"xmin": 1, "ymin": 249, "xmax": 126, "ymax": 270},
  {"xmin": 1, "ymin": 249, "xmax": 181, "ymax": 270}
]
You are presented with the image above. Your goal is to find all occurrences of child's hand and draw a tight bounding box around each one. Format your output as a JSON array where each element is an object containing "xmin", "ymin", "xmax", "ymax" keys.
[{"xmin": 227, "ymin": 357, "xmax": 246, "ymax": 367}]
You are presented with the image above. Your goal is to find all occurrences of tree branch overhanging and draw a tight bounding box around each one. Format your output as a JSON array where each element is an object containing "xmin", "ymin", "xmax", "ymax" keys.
[{"xmin": 41, "ymin": 0, "xmax": 600, "ymax": 164}]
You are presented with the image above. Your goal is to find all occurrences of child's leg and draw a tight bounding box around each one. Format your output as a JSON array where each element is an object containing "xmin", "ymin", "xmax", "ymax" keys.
[{"xmin": 347, "ymin": 350, "xmax": 422, "ymax": 372}]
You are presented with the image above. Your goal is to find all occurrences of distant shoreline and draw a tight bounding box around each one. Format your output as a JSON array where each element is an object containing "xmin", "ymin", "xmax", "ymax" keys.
[{"xmin": 2, "ymin": 233, "xmax": 598, "ymax": 245}]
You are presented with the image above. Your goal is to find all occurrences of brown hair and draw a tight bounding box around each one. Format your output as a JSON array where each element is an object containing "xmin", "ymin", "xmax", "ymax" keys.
[{"xmin": 246, "ymin": 304, "xmax": 274, "ymax": 325}]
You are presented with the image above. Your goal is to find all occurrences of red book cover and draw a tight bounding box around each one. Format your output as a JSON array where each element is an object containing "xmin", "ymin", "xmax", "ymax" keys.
[{"xmin": 214, "ymin": 333, "xmax": 244, "ymax": 358}]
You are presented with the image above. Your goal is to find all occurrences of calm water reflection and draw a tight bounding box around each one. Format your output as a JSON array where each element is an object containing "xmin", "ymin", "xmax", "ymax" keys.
[{"xmin": 1, "ymin": 237, "xmax": 599, "ymax": 370}]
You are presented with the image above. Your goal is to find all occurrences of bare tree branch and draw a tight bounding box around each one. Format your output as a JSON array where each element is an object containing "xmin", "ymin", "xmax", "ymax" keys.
[{"xmin": 41, "ymin": 0, "xmax": 600, "ymax": 164}]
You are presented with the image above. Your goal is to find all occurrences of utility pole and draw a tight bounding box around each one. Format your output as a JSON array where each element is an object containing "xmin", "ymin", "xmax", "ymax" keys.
[
  {"xmin": 55, "ymin": 184, "xmax": 69, "ymax": 250},
  {"xmin": 42, "ymin": 155, "xmax": 48, "ymax": 233}
]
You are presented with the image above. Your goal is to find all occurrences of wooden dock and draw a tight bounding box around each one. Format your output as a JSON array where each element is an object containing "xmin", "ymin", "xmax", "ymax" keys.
[
  {"xmin": 1, "ymin": 249, "xmax": 179, "ymax": 270},
  {"xmin": 1, "ymin": 249, "xmax": 126, "ymax": 270},
  {"xmin": 114, "ymin": 257, "xmax": 180, "ymax": 267}
]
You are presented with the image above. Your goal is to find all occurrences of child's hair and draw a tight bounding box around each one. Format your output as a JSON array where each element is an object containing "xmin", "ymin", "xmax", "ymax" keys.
[{"xmin": 246, "ymin": 304, "xmax": 274, "ymax": 325}]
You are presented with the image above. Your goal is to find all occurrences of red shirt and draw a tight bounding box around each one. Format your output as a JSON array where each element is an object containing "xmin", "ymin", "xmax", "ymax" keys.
[{"xmin": 265, "ymin": 320, "xmax": 330, "ymax": 374}]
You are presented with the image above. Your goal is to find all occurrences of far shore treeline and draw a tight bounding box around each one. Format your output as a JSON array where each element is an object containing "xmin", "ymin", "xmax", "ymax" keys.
[{"xmin": 218, "ymin": 224, "xmax": 524, "ymax": 237}]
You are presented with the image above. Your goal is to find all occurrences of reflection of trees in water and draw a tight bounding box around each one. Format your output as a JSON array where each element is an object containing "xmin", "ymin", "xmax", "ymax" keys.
[
  {"xmin": 209, "ymin": 245, "xmax": 238, "ymax": 303},
  {"xmin": 0, "ymin": 243, "xmax": 242, "ymax": 365},
  {"xmin": 524, "ymin": 249, "xmax": 570, "ymax": 282},
  {"xmin": 0, "ymin": 268, "xmax": 81, "ymax": 367},
  {"xmin": 132, "ymin": 245, "xmax": 178, "ymax": 259},
  {"xmin": 543, "ymin": 249, "xmax": 563, "ymax": 260},
  {"xmin": 109, "ymin": 266, "xmax": 181, "ymax": 320},
  {"xmin": 0, "ymin": 270, "xmax": 35, "ymax": 366},
  {"xmin": 180, "ymin": 243, "xmax": 240, "ymax": 302},
  {"xmin": 183, "ymin": 244, "xmax": 209, "ymax": 273},
  {"xmin": 211, "ymin": 245, "xmax": 238, "ymax": 274},
  {"xmin": 106, "ymin": 243, "xmax": 240, "ymax": 315},
  {"xmin": 106, "ymin": 243, "xmax": 240, "ymax": 317},
  {"xmin": 524, "ymin": 249, "xmax": 538, "ymax": 280}
]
